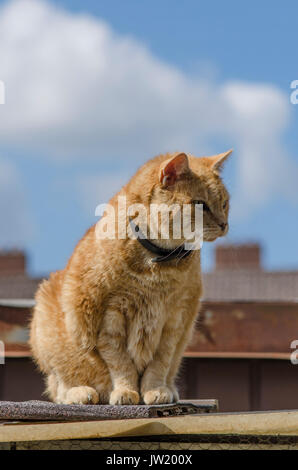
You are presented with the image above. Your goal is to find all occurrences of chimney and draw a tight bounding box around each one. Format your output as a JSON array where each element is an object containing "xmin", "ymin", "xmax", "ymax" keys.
[
  {"xmin": 0, "ymin": 250, "xmax": 26, "ymax": 276},
  {"xmin": 215, "ymin": 243, "xmax": 262, "ymax": 271}
]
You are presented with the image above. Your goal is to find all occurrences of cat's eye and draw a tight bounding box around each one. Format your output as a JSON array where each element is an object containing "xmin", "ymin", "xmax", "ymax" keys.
[
  {"xmin": 223, "ymin": 200, "xmax": 228, "ymax": 210},
  {"xmin": 193, "ymin": 200, "xmax": 210, "ymax": 212}
]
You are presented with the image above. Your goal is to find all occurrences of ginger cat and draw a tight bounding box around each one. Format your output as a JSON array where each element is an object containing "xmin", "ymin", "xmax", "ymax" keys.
[{"xmin": 30, "ymin": 150, "xmax": 231, "ymax": 405}]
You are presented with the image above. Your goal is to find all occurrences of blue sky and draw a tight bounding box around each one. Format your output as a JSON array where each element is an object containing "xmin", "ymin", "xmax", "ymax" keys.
[{"xmin": 0, "ymin": 0, "xmax": 297, "ymax": 276}]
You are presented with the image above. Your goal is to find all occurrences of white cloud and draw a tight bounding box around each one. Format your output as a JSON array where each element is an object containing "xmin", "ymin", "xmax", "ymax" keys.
[
  {"xmin": 0, "ymin": 159, "xmax": 34, "ymax": 246},
  {"xmin": 220, "ymin": 83, "xmax": 298, "ymax": 216},
  {"xmin": 77, "ymin": 172, "xmax": 131, "ymax": 214},
  {"xmin": 0, "ymin": 0, "xmax": 297, "ymax": 217}
]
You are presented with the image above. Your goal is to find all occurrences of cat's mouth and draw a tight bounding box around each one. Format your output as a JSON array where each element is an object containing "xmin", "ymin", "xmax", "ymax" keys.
[
  {"xmin": 203, "ymin": 222, "xmax": 228, "ymax": 241},
  {"xmin": 203, "ymin": 210, "xmax": 228, "ymax": 234},
  {"xmin": 221, "ymin": 222, "xmax": 229, "ymax": 236}
]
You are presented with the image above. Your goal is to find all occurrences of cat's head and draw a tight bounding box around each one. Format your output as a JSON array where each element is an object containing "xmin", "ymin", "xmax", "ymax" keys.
[{"xmin": 145, "ymin": 150, "xmax": 232, "ymax": 244}]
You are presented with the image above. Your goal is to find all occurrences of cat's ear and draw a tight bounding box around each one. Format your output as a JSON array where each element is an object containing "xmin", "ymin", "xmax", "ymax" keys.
[
  {"xmin": 159, "ymin": 153, "xmax": 190, "ymax": 186},
  {"xmin": 209, "ymin": 149, "xmax": 233, "ymax": 174}
]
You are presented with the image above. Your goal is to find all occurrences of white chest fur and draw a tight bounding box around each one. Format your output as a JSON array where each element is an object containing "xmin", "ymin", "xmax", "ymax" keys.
[{"xmin": 127, "ymin": 294, "xmax": 168, "ymax": 374}]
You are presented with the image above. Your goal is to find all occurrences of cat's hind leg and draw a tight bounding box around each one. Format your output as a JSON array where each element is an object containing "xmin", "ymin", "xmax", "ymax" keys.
[
  {"xmin": 45, "ymin": 373, "xmax": 58, "ymax": 401},
  {"xmin": 48, "ymin": 376, "xmax": 99, "ymax": 405}
]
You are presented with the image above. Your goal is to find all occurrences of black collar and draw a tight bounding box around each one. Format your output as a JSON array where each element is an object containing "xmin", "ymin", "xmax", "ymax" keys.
[{"xmin": 129, "ymin": 219, "xmax": 192, "ymax": 263}]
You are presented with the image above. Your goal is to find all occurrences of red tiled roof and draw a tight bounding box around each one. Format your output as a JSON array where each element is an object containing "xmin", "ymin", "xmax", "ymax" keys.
[
  {"xmin": 0, "ymin": 269, "xmax": 298, "ymax": 303},
  {"xmin": 202, "ymin": 270, "xmax": 298, "ymax": 302},
  {"xmin": 0, "ymin": 275, "xmax": 42, "ymax": 299}
]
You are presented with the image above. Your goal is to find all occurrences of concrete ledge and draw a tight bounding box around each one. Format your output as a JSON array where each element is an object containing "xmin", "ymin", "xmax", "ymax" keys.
[{"xmin": 2, "ymin": 410, "xmax": 298, "ymax": 443}]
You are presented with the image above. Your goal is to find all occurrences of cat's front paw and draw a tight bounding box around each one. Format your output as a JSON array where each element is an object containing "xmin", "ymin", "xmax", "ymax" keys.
[
  {"xmin": 110, "ymin": 388, "xmax": 140, "ymax": 405},
  {"xmin": 65, "ymin": 386, "xmax": 99, "ymax": 405},
  {"xmin": 143, "ymin": 386, "xmax": 173, "ymax": 405}
]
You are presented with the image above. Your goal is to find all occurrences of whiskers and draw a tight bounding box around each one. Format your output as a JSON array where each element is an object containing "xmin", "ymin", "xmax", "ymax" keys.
[
  {"xmin": 156, "ymin": 240, "xmax": 186, "ymax": 263},
  {"xmin": 175, "ymin": 242, "xmax": 198, "ymax": 266}
]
